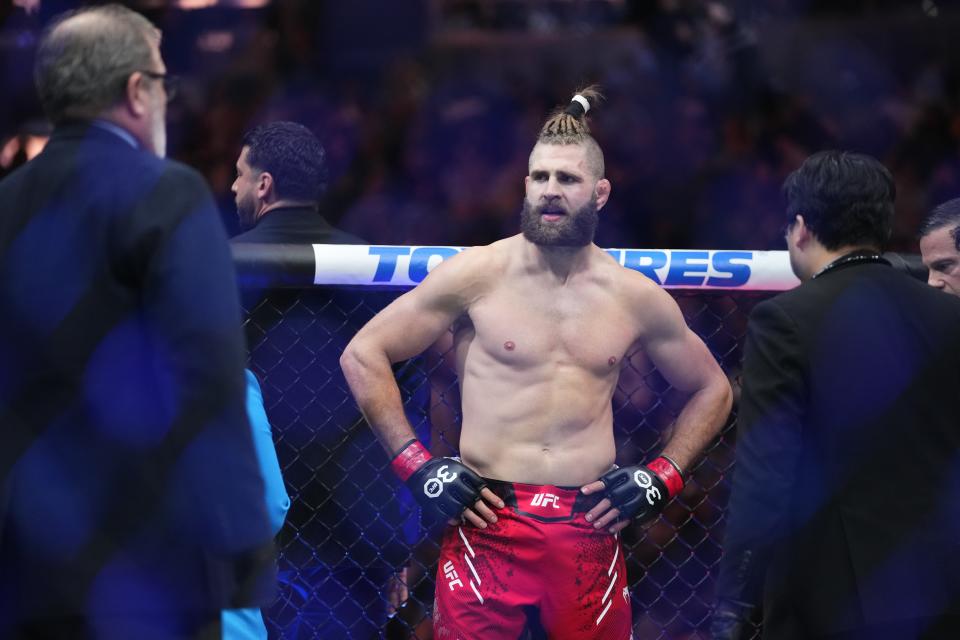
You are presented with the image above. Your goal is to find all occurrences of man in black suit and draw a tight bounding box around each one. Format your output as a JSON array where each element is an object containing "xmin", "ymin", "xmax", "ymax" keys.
[
  {"xmin": 712, "ymin": 151, "xmax": 960, "ymax": 639},
  {"xmin": 0, "ymin": 5, "xmax": 274, "ymax": 639},
  {"xmin": 230, "ymin": 121, "xmax": 362, "ymax": 245},
  {"xmin": 229, "ymin": 121, "xmax": 417, "ymax": 636}
]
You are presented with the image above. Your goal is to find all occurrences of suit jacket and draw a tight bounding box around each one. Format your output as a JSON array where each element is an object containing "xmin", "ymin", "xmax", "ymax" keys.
[
  {"xmin": 718, "ymin": 258, "xmax": 960, "ymax": 637},
  {"xmin": 230, "ymin": 205, "xmax": 364, "ymax": 245},
  {"xmin": 230, "ymin": 209, "xmax": 416, "ymax": 572},
  {"xmin": 0, "ymin": 122, "xmax": 275, "ymax": 626}
]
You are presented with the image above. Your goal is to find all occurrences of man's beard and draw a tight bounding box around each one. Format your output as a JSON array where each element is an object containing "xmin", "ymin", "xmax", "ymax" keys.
[
  {"xmin": 520, "ymin": 198, "xmax": 598, "ymax": 247},
  {"xmin": 149, "ymin": 100, "xmax": 167, "ymax": 158},
  {"xmin": 236, "ymin": 193, "xmax": 258, "ymax": 231}
]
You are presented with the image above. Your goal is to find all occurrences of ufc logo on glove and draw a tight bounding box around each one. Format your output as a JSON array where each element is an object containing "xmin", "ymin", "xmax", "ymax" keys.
[{"xmin": 424, "ymin": 465, "xmax": 458, "ymax": 498}]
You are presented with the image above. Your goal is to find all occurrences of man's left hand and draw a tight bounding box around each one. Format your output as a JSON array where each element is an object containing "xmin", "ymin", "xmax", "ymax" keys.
[{"xmin": 581, "ymin": 458, "xmax": 683, "ymax": 533}]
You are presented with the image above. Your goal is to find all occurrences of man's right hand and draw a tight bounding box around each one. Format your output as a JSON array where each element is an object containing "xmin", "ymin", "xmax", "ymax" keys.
[{"xmin": 391, "ymin": 440, "xmax": 503, "ymax": 527}]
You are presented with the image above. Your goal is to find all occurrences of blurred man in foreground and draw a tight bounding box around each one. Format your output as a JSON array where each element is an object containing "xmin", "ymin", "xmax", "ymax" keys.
[{"xmin": 0, "ymin": 5, "xmax": 275, "ymax": 638}]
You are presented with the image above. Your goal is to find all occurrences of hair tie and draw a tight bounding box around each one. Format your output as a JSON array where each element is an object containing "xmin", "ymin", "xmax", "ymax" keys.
[{"xmin": 565, "ymin": 94, "xmax": 590, "ymax": 117}]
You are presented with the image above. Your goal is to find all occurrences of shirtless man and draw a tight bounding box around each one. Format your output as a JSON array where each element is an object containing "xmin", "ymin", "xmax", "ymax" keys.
[{"xmin": 341, "ymin": 88, "xmax": 732, "ymax": 639}]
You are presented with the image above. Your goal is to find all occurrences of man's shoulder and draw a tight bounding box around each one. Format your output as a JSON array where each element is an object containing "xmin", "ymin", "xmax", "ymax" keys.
[
  {"xmin": 754, "ymin": 264, "xmax": 960, "ymax": 328},
  {"xmin": 153, "ymin": 157, "xmax": 210, "ymax": 190},
  {"xmin": 232, "ymin": 209, "xmax": 365, "ymax": 245},
  {"xmin": 0, "ymin": 143, "xmax": 208, "ymax": 209},
  {"xmin": 84, "ymin": 141, "xmax": 209, "ymax": 195},
  {"xmin": 606, "ymin": 251, "xmax": 672, "ymax": 307},
  {"xmin": 420, "ymin": 241, "xmax": 506, "ymax": 290},
  {"xmin": 451, "ymin": 241, "xmax": 507, "ymax": 273},
  {"xmin": 894, "ymin": 267, "xmax": 960, "ymax": 319},
  {"xmin": 324, "ymin": 227, "xmax": 366, "ymax": 245}
]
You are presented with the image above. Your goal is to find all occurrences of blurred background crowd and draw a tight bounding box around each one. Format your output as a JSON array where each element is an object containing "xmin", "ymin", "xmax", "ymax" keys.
[{"xmin": 2, "ymin": 0, "xmax": 960, "ymax": 251}]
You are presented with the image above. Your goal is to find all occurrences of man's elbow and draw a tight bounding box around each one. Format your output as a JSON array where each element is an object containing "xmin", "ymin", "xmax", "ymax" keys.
[
  {"xmin": 340, "ymin": 340, "xmax": 365, "ymax": 386},
  {"xmin": 712, "ymin": 372, "xmax": 734, "ymax": 426},
  {"xmin": 340, "ymin": 337, "xmax": 383, "ymax": 389}
]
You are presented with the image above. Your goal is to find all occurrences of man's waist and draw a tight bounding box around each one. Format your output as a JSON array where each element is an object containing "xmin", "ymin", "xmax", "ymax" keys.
[{"xmin": 483, "ymin": 478, "xmax": 602, "ymax": 522}]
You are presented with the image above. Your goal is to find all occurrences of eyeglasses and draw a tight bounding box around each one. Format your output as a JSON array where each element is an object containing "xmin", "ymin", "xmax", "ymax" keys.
[{"xmin": 138, "ymin": 70, "xmax": 179, "ymax": 102}]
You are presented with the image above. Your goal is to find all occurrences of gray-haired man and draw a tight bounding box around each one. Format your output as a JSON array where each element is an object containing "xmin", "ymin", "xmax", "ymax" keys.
[{"xmin": 0, "ymin": 5, "xmax": 274, "ymax": 638}]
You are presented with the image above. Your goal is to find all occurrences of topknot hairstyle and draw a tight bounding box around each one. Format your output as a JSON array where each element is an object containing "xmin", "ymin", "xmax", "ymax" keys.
[
  {"xmin": 538, "ymin": 85, "xmax": 603, "ymax": 142},
  {"xmin": 533, "ymin": 85, "xmax": 606, "ymax": 179}
]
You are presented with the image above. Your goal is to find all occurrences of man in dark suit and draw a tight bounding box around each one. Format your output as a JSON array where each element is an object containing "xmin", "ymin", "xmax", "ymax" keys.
[
  {"xmin": 712, "ymin": 151, "xmax": 960, "ymax": 639},
  {"xmin": 0, "ymin": 6, "xmax": 274, "ymax": 639},
  {"xmin": 230, "ymin": 121, "xmax": 363, "ymax": 245},
  {"xmin": 228, "ymin": 121, "xmax": 416, "ymax": 636}
]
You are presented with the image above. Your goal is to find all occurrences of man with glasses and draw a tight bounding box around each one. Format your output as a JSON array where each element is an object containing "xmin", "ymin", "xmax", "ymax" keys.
[{"xmin": 0, "ymin": 5, "xmax": 274, "ymax": 639}]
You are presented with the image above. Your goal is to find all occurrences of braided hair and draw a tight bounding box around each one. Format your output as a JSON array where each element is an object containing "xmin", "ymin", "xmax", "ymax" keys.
[{"xmin": 533, "ymin": 85, "xmax": 605, "ymax": 179}]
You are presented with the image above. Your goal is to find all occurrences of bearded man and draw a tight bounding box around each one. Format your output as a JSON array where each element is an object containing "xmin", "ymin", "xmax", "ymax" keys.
[{"xmin": 341, "ymin": 86, "xmax": 732, "ymax": 639}]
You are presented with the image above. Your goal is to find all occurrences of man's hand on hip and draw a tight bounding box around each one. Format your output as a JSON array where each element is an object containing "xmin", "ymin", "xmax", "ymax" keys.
[
  {"xmin": 580, "ymin": 457, "xmax": 684, "ymax": 533},
  {"xmin": 391, "ymin": 440, "xmax": 503, "ymax": 527}
]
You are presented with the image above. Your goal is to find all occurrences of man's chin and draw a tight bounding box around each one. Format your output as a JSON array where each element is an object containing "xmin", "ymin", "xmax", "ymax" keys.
[{"xmin": 522, "ymin": 228, "xmax": 591, "ymax": 247}]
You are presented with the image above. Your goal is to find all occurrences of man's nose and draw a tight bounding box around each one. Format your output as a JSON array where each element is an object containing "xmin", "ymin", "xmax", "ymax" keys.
[
  {"xmin": 542, "ymin": 178, "xmax": 561, "ymax": 198},
  {"xmin": 928, "ymin": 272, "xmax": 944, "ymax": 288}
]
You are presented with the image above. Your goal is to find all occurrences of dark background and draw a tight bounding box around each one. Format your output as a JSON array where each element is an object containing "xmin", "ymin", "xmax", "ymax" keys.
[{"xmin": 3, "ymin": 0, "xmax": 960, "ymax": 251}]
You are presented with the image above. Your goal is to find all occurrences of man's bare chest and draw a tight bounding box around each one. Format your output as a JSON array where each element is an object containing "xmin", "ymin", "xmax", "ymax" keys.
[{"xmin": 464, "ymin": 286, "xmax": 637, "ymax": 374}]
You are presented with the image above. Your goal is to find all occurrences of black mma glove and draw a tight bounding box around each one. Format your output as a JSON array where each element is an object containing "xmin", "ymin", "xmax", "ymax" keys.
[
  {"xmin": 599, "ymin": 456, "xmax": 684, "ymax": 524},
  {"xmin": 390, "ymin": 439, "xmax": 486, "ymax": 519}
]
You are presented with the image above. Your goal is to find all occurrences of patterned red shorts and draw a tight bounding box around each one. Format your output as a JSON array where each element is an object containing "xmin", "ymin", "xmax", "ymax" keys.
[{"xmin": 433, "ymin": 480, "xmax": 632, "ymax": 639}]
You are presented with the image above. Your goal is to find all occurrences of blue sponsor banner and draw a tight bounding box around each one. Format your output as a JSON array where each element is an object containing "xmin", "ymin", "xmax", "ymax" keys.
[{"xmin": 312, "ymin": 245, "xmax": 799, "ymax": 291}]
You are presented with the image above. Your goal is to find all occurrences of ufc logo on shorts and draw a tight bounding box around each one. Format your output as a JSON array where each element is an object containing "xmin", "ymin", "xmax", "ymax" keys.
[
  {"xmin": 633, "ymin": 470, "xmax": 662, "ymax": 506},
  {"xmin": 530, "ymin": 492, "xmax": 560, "ymax": 508},
  {"xmin": 423, "ymin": 465, "xmax": 458, "ymax": 498},
  {"xmin": 442, "ymin": 560, "xmax": 463, "ymax": 591}
]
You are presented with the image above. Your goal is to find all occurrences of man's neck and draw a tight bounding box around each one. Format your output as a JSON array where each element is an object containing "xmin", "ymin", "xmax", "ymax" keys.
[
  {"xmin": 90, "ymin": 118, "xmax": 139, "ymax": 149},
  {"xmin": 258, "ymin": 200, "xmax": 317, "ymax": 220},
  {"xmin": 523, "ymin": 238, "xmax": 594, "ymax": 283},
  {"xmin": 806, "ymin": 244, "xmax": 882, "ymax": 280},
  {"xmin": 96, "ymin": 107, "xmax": 148, "ymax": 151}
]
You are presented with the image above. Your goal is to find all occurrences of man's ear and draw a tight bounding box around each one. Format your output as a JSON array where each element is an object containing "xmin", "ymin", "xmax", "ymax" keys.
[
  {"xmin": 794, "ymin": 214, "xmax": 812, "ymax": 248},
  {"xmin": 595, "ymin": 178, "xmax": 611, "ymax": 210},
  {"xmin": 256, "ymin": 171, "xmax": 274, "ymax": 202},
  {"xmin": 123, "ymin": 72, "xmax": 151, "ymax": 118}
]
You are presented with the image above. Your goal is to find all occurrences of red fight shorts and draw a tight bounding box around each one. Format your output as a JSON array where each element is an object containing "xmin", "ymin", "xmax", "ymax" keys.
[{"xmin": 433, "ymin": 479, "xmax": 632, "ymax": 639}]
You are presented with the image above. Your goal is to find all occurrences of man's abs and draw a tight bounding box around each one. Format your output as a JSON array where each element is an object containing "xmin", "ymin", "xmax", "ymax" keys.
[{"xmin": 457, "ymin": 410, "xmax": 617, "ymax": 486}]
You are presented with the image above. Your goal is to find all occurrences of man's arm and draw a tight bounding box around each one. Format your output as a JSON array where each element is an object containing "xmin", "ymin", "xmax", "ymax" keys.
[
  {"xmin": 583, "ymin": 277, "xmax": 732, "ymax": 532},
  {"xmin": 635, "ymin": 282, "xmax": 733, "ymax": 471},
  {"xmin": 340, "ymin": 248, "xmax": 503, "ymax": 527},
  {"xmin": 340, "ymin": 249, "xmax": 483, "ymax": 455}
]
